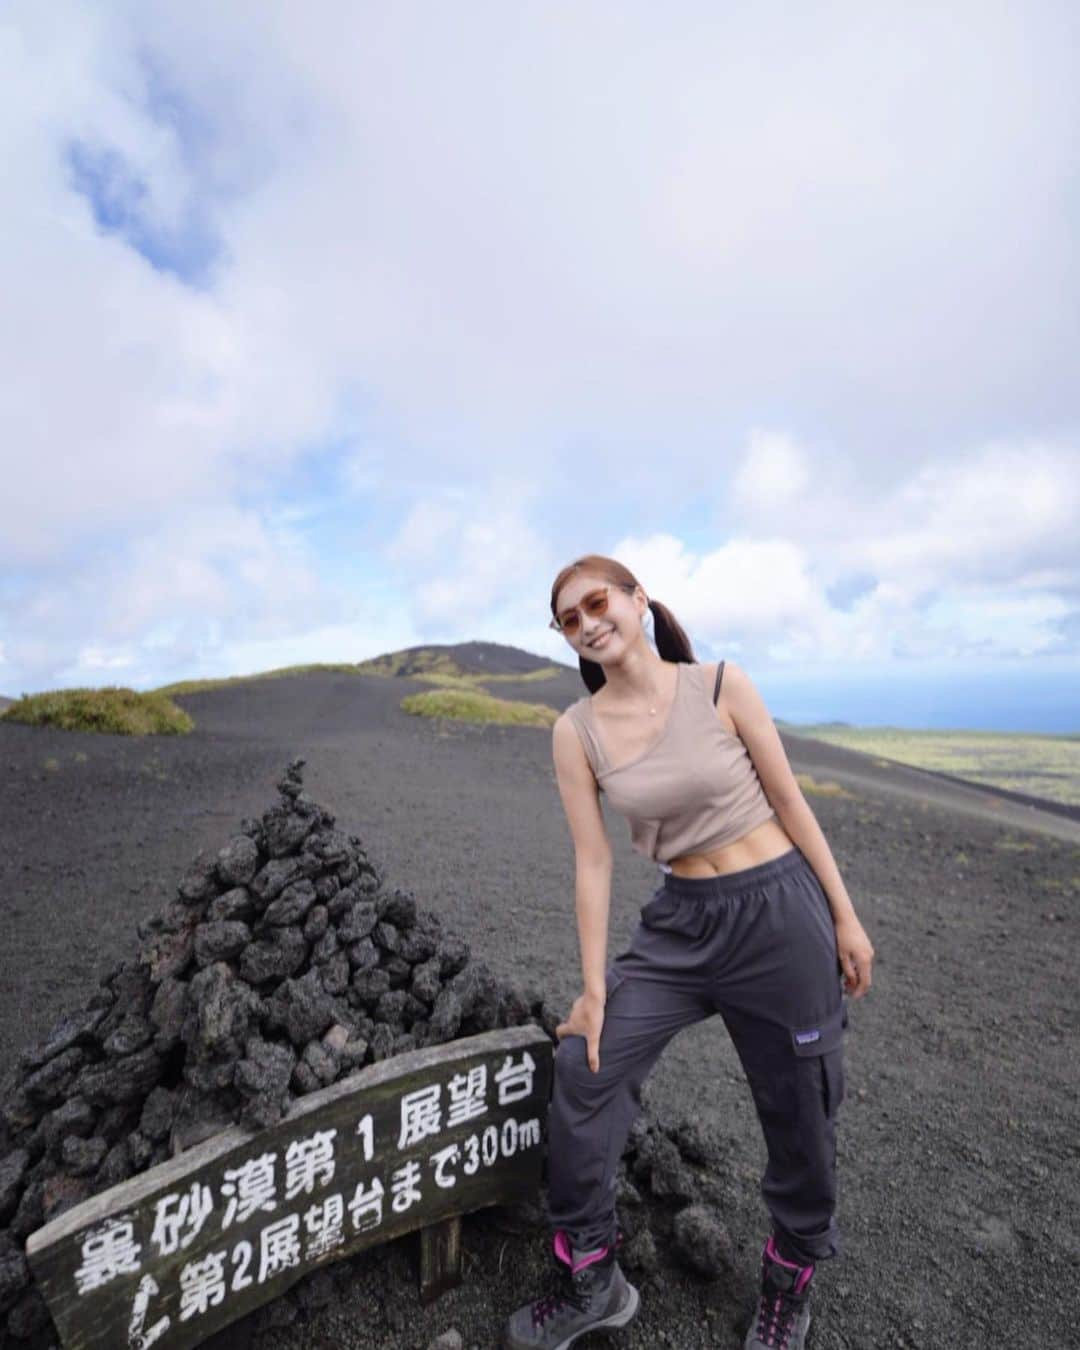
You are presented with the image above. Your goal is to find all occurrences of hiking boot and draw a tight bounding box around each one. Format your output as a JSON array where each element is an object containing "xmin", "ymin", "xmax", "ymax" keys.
[
  {"xmin": 743, "ymin": 1235, "xmax": 814, "ymax": 1349},
  {"xmin": 502, "ymin": 1230, "xmax": 640, "ymax": 1349}
]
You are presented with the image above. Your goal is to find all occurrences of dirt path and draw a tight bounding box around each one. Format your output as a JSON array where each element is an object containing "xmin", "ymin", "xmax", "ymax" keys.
[{"xmin": 2, "ymin": 672, "xmax": 1077, "ymax": 1348}]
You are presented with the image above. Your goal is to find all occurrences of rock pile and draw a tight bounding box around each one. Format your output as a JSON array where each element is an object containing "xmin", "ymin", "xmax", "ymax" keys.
[
  {"xmin": 613, "ymin": 1112, "xmax": 737, "ymax": 1279},
  {"xmin": 0, "ymin": 759, "xmax": 733, "ymax": 1348}
]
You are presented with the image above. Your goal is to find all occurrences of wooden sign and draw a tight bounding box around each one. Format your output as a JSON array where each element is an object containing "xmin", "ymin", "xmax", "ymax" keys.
[{"xmin": 26, "ymin": 1026, "xmax": 552, "ymax": 1350}]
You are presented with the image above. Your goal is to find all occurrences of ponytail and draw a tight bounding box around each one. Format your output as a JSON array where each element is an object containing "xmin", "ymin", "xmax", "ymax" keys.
[
  {"xmin": 578, "ymin": 651, "xmax": 605, "ymax": 694},
  {"xmin": 648, "ymin": 599, "xmax": 696, "ymax": 665}
]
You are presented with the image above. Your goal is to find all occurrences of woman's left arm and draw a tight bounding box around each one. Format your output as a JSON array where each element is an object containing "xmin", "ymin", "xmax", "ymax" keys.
[{"xmin": 721, "ymin": 661, "xmax": 875, "ymax": 999}]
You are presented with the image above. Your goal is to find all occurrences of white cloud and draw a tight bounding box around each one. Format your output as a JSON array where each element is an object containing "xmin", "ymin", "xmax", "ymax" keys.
[
  {"xmin": 722, "ymin": 433, "xmax": 1080, "ymax": 592},
  {"xmin": 77, "ymin": 646, "xmax": 135, "ymax": 671},
  {"xmin": 608, "ymin": 436, "xmax": 1080, "ymax": 667},
  {"xmin": 731, "ymin": 430, "xmax": 810, "ymax": 516},
  {"xmin": 1, "ymin": 1, "xmax": 1078, "ymax": 696},
  {"xmin": 921, "ymin": 588, "xmax": 1070, "ymax": 658},
  {"xmin": 859, "ymin": 444, "xmax": 1079, "ymax": 590},
  {"xmin": 385, "ymin": 485, "xmax": 554, "ymax": 632},
  {"xmin": 612, "ymin": 531, "xmax": 835, "ymax": 661},
  {"xmin": 2, "ymin": 505, "xmax": 333, "ymax": 690},
  {"xmin": 387, "ymin": 500, "xmax": 466, "ymax": 569}
]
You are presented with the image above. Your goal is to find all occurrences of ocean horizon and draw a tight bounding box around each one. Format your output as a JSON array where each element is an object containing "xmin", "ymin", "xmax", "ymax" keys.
[{"xmin": 757, "ymin": 668, "xmax": 1077, "ymax": 735}]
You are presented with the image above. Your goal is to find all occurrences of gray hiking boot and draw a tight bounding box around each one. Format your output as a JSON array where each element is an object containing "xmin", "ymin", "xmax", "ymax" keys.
[
  {"xmin": 743, "ymin": 1235, "xmax": 814, "ymax": 1349},
  {"xmin": 502, "ymin": 1230, "xmax": 640, "ymax": 1349}
]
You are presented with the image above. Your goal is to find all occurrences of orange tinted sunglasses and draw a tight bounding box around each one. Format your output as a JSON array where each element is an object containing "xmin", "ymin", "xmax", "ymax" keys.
[{"xmin": 550, "ymin": 583, "xmax": 634, "ymax": 636}]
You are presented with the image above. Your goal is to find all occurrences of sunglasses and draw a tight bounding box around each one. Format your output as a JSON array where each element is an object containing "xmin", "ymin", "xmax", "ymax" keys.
[{"xmin": 549, "ymin": 583, "xmax": 635, "ymax": 637}]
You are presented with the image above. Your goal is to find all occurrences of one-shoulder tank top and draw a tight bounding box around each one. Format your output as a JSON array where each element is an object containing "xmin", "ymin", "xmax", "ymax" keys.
[{"xmin": 563, "ymin": 661, "xmax": 776, "ymax": 866}]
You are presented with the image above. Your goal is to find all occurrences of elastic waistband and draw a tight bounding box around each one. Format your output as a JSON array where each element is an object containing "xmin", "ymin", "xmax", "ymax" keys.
[{"xmin": 660, "ymin": 846, "xmax": 807, "ymax": 900}]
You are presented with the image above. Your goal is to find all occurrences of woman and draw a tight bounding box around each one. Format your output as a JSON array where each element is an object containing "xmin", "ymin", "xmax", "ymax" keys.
[{"xmin": 502, "ymin": 555, "xmax": 874, "ymax": 1350}]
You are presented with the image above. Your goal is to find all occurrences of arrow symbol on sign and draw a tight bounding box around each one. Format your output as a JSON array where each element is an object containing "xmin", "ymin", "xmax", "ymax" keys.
[{"xmin": 128, "ymin": 1273, "xmax": 170, "ymax": 1349}]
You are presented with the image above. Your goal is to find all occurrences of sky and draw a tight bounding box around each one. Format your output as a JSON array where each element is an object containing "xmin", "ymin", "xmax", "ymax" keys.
[{"xmin": 1, "ymin": 2, "xmax": 1078, "ymax": 731}]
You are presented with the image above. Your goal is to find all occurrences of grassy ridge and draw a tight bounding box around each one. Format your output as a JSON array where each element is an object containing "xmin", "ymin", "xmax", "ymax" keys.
[
  {"xmin": 0, "ymin": 687, "xmax": 193, "ymax": 735},
  {"xmin": 354, "ymin": 650, "xmax": 461, "ymax": 678},
  {"xmin": 156, "ymin": 663, "xmax": 369, "ymax": 696},
  {"xmin": 156, "ymin": 652, "xmax": 564, "ymax": 700},
  {"xmin": 790, "ymin": 724, "xmax": 1080, "ymax": 807},
  {"xmin": 355, "ymin": 654, "xmax": 563, "ymax": 685},
  {"xmin": 400, "ymin": 689, "xmax": 559, "ymax": 727},
  {"xmin": 157, "ymin": 657, "xmax": 566, "ymax": 728}
]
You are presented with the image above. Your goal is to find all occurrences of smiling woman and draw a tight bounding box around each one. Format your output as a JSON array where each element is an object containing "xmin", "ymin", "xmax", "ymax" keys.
[{"xmin": 500, "ymin": 553, "xmax": 875, "ymax": 1350}]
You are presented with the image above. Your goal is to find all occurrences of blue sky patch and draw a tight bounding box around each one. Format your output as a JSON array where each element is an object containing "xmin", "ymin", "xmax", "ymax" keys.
[{"xmin": 65, "ymin": 139, "xmax": 221, "ymax": 286}]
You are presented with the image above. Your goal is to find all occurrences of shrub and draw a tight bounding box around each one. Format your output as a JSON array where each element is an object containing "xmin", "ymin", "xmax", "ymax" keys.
[
  {"xmin": 400, "ymin": 689, "xmax": 559, "ymax": 728},
  {"xmin": 0, "ymin": 686, "xmax": 194, "ymax": 735}
]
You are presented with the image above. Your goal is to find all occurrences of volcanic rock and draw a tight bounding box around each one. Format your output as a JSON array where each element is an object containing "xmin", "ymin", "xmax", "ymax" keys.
[
  {"xmin": 17, "ymin": 1008, "xmax": 105, "ymax": 1074},
  {"xmin": 303, "ymin": 903, "xmax": 329, "ymax": 943},
  {"xmin": 239, "ymin": 928, "xmax": 308, "ymax": 984},
  {"xmin": 194, "ymin": 920, "xmax": 252, "ymax": 966},
  {"xmin": 250, "ymin": 857, "xmax": 303, "ymax": 906},
  {"xmin": 215, "ymin": 835, "xmax": 260, "ymax": 887},
  {"xmin": 234, "ymin": 1039, "xmax": 297, "ymax": 1130},
  {"xmin": 177, "ymin": 850, "xmax": 219, "ymax": 905},
  {"xmin": 338, "ymin": 901, "xmax": 378, "ymax": 944},
  {"xmin": 263, "ymin": 879, "xmax": 318, "ymax": 927},
  {"xmin": 671, "ymin": 1204, "xmax": 734, "ymax": 1276},
  {"xmin": 0, "ymin": 1153, "xmax": 28, "ymax": 1227},
  {"xmin": 208, "ymin": 887, "xmax": 256, "ymax": 923},
  {"xmin": 40, "ymin": 1101, "xmax": 94, "ymax": 1156}
]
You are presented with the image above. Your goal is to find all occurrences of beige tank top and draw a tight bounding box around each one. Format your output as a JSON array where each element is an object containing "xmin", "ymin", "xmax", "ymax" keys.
[{"xmin": 564, "ymin": 660, "xmax": 776, "ymax": 866}]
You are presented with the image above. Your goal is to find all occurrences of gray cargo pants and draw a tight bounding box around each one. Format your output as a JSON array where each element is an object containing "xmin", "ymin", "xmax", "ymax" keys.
[{"xmin": 545, "ymin": 846, "xmax": 847, "ymax": 1266}]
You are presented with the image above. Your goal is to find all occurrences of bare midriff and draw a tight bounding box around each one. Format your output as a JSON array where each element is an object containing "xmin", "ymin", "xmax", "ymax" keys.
[{"xmin": 666, "ymin": 816, "xmax": 795, "ymax": 878}]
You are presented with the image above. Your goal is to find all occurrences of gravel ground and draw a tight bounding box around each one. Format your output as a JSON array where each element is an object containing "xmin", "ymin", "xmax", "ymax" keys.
[{"xmin": 1, "ymin": 670, "xmax": 1078, "ymax": 1349}]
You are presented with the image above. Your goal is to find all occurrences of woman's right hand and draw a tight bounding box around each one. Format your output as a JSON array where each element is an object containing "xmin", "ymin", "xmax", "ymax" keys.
[{"xmin": 556, "ymin": 990, "xmax": 606, "ymax": 1072}]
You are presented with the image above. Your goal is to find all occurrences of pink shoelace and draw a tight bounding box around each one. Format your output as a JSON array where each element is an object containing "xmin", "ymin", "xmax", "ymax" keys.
[
  {"xmin": 754, "ymin": 1237, "xmax": 814, "ymax": 1348},
  {"xmin": 530, "ymin": 1273, "xmax": 593, "ymax": 1329}
]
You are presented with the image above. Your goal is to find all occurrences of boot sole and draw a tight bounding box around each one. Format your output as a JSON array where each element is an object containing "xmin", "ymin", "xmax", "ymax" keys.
[{"xmin": 502, "ymin": 1281, "xmax": 640, "ymax": 1350}]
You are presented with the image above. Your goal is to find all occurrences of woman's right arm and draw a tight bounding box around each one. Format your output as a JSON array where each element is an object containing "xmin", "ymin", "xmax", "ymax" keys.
[{"xmin": 552, "ymin": 714, "xmax": 613, "ymax": 1069}]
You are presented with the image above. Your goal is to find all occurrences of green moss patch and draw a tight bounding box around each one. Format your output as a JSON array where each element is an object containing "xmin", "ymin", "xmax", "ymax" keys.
[
  {"xmin": 1, "ymin": 687, "xmax": 194, "ymax": 736},
  {"xmin": 156, "ymin": 663, "xmax": 367, "ymax": 696},
  {"xmin": 795, "ymin": 772, "xmax": 854, "ymax": 799},
  {"xmin": 355, "ymin": 650, "xmax": 465, "ymax": 678},
  {"xmin": 400, "ymin": 689, "xmax": 559, "ymax": 728},
  {"xmin": 358, "ymin": 650, "xmax": 562, "ymax": 684}
]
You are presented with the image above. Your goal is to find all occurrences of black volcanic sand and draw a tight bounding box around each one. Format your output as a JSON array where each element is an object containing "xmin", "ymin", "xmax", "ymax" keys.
[{"xmin": 2, "ymin": 670, "xmax": 1079, "ymax": 1349}]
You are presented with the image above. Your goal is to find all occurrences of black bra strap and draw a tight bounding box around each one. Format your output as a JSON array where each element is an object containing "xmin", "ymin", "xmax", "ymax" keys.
[{"xmin": 712, "ymin": 660, "xmax": 725, "ymax": 705}]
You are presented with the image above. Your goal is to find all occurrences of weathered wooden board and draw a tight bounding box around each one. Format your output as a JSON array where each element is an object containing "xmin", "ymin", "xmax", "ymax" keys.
[
  {"xmin": 26, "ymin": 1026, "xmax": 552, "ymax": 1350},
  {"xmin": 419, "ymin": 1214, "xmax": 462, "ymax": 1305}
]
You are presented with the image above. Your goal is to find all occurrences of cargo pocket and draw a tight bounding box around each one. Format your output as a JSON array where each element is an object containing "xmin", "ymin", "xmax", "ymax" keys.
[{"xmin": 790, "ymin": 1003, "xmax": 847, "ymax": 1118}]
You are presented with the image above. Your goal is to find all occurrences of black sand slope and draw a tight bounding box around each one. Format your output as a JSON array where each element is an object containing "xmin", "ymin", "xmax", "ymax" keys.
[{"xmin": 1, "ymin": 669, "xmax": 1078, "ymax": 1348}]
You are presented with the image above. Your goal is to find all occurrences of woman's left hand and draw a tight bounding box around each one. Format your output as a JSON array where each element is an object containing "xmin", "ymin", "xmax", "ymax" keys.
[{"xmin": 834, "ymin": 916, "xmax": 875, "ymax": 998}]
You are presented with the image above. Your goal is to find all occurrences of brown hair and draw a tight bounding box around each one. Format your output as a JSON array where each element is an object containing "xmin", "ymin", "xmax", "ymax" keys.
[{"xmin": 549, "ymin": 554, "xmax": 696, "ymax": 693}]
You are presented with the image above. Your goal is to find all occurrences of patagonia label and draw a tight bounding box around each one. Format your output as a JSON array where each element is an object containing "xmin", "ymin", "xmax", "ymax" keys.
[{"xmin": 794, "ymin": 1029, "xmax": 821, "ymax": 1046}]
